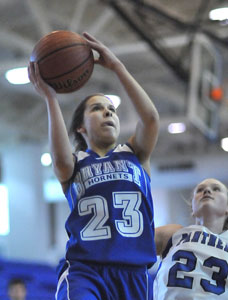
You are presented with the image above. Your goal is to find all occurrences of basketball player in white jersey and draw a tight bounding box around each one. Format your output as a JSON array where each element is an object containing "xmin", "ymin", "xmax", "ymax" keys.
[{"xmin": 154, "ymin": 178, "xmax": 228, "ymax": 300}]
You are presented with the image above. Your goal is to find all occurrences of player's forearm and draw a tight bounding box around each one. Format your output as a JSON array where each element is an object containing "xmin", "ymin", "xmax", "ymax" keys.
[
  {"xmin": 113, "ymin": 62, "xmax": 159, "ymax": 125},
  {"xmin": 46, "ymin": 96, "xmax": 74, "ymax": 181}
]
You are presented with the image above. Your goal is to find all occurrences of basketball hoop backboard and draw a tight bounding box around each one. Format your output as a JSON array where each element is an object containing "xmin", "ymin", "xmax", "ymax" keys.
[{"xmin": 187, "ymin": 33, "xmax": 222, "ymax": 140}]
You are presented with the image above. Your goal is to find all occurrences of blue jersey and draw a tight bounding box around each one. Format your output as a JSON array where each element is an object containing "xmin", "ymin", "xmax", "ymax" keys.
[{"xmin": 64, "ymin": 143, "xmax": 156, "ymax": 267}]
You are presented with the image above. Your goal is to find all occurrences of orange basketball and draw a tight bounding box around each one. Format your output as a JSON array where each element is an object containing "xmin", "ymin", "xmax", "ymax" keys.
[{"xmin": 30, "ymin": 30, "xmax": 94, "ymax": 93}]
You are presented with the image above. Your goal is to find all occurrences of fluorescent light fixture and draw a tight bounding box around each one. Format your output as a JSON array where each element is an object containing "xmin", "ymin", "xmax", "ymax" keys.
[
  {"xmin": 0, "ymin": 185, "xmax": 10, "ymax": 236},
  {"xmin": 5, "ymin": 67, "xmax": 30, "ymax": 85},
  {"xmin": 209, "ymin": 7, "xmax": 228, "ymax": 21},
  {"xmin": 168, "ymin": 122, "xmax": 186, "ymax": 134},
  {"xmin": 221, "ymin": 137, "xmax": 228, "ymax": 152},
  {"xmin": 41, "ymin": 152, "xmax": 52, "ymax": 167},
  {"xmin": 44, "ymin": 179, "xmax": 65, "ymax": 202},
  {"xmin": 105, "ymin": 95, "xmax": 121, "ymax": 108}
]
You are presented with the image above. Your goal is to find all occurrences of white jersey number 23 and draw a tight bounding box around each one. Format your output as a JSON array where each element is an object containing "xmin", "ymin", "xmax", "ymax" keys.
[{"xmin": 78, "ymin": 192, "xmax": 144, "ymax": 241}]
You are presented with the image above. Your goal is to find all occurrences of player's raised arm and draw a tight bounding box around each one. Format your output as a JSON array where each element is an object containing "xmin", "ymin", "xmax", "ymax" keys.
[
  {"xmin": 83, "ymin": 32, "xmax": 159, "ymax": 175},
  {"xmin": 28, "ymin": 62, "xmax": 74, "ymax": 186}
]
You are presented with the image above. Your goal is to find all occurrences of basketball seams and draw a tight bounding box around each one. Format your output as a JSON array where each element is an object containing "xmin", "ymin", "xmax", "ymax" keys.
[
  {"xmin": 30, "ymin": 30, "xmax": 94, "ymax": 93},
  {"xmin": 37, "ymin": 43, "xmax": 89, "ymax": 63},
  {"xmin": 42, "ymin": 53, "xmax": 93, "ymax": 80}
]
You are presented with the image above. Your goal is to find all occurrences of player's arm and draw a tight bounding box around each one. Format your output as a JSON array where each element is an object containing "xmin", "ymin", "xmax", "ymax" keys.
[
  {"xmin": 82, "ymin": 32, "xmax": 159, "ymax": 175},
  {"xmin": 115, "ymin": 65, "xmax": 159, "ymax": 175},
  {"xmin": 28, "ymin": 62, "xmax": 74, "ymax": 188},
  {"xmin": 155, "ymin": 224, "xmax": 183, "ymax": 256}
]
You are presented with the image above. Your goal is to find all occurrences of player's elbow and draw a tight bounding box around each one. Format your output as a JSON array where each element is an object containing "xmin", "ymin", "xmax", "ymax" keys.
[
  {"xmin": 147, "ymin": 111, "xmax": 160, "ymax": 135},
  {"xmin": 144, "ymin": 107, "xmax": 160, "ymax": 130},
  {"xmin": 150, "ymin": 109, "xmax": 160, "ymax": 126}
]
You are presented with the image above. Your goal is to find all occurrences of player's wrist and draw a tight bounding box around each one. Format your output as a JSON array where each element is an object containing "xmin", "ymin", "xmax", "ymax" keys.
[{"xmin": 111, "ymin": 60, "xmax": 125, "ymax": 73}]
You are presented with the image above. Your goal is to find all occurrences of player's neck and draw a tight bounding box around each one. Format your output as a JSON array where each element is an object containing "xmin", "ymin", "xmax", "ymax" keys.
[
  {"xmin": 197, "ymin": 216, "xmax": 225, "ymax": 234},
  {"xmin": 88, "ymin": 142, "xmax": 116, "ymax": 157}
]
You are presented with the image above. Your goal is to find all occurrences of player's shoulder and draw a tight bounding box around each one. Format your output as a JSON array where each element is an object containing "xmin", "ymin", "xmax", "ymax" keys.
[
  {"xmin": 76, "ymin": 150, "xmax": 90, "ymax": 162},
  {"xmin": 155, "ymin": 224, "xmax": 183, "ymax": 256},
  {"xmin": 156, "ymin": 224, "xmax": 183, "ymax": 240}
]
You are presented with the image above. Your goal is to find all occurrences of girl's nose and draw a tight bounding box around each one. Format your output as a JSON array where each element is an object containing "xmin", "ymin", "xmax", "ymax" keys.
[
  {"xmin": 104, "ymin": 109, "xmax": 112, "ymax": 117},
  {"xmin": 203, "ymin": 187, "xmax": 212, "ymax": 194}
]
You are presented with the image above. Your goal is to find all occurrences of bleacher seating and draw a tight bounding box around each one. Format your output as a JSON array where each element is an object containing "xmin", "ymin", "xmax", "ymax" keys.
[{"xmin": 0, "ymin": 257, "xmax": 57, "ymax": 299}]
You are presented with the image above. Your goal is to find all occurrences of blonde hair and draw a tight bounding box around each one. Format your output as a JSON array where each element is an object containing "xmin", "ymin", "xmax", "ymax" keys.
[
  {"xmin": 223, "ymin": 188, "xmax": 228, "ymax": 230},
  {"xmin": 192, "ymin": 178, "xmax": 228, "ymax": 230}
]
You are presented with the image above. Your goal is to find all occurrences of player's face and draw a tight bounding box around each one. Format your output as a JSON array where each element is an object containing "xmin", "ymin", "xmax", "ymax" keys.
[
  {"xmin": 192, "ymin": 178, "xmax": 228, "ymax": 219},
  {"xmin": 79, "ymin": 95, "xmax": 120, "ymax": 148},
  {"xmin": 9, "ymin": 284, "xmax": 26, "ymax": 300}
]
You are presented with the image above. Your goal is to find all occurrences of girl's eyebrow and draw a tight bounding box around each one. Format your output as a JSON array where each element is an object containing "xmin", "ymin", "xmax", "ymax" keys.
[
  {"xmin": 90, "ymin": 102, "xmax": 101, "ymax": 106},
  {"xmin": 196, "ymin": 184, "xmax": 205, "ymax": 189},
  {"xmin": 89, "ymin": 103, "xmax": 102, "ymax": 109},
  {"xmin": 212, "ymin": 184, "xmax": 220, "ymax": 187},
  {"xmin": 90, "ymin": 103, "xmax": 115, "ymax": 109},
  {"xmin": 197, "ymin": 183, "xmax": 221, "ymax": 190}
]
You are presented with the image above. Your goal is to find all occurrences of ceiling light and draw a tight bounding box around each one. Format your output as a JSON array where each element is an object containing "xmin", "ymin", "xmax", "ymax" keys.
[
  {"xmin": 105, "ymin": 95, "xmax": 121, "ymax": 108},
  {"xmin": 221, "ymin": 137, "xmax": 228, "ymax": 152},
  {"xmin": 5, "ymin": 67, "xmax": 30, "ymax": 85},
  {"xmin": 209, "ymin": 7, "xmax": 228, "ymax": 21},
  {"xmin": 41, "ymin": 153, "xmax": 52, "ymax": 167},
  {"xmin": 168, "ymin": 123, "xmax": 186, "ymax": 134},
  {"xmin": 44, "ymin": 179, "xmax": 65, "ymax": 202}
]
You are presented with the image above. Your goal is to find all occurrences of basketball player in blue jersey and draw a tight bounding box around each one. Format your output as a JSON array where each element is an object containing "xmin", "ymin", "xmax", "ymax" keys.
[
  {"xmin": 154, "ymin": 178, "xmax": 228, "ymax": 300},
  {"xmin": 28, "ymin": 32, "xmax": 159, "ymax": 300}
]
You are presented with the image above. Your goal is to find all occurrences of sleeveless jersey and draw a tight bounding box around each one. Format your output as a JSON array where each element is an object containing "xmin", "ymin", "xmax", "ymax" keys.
[
  {"xmin": 153, "ymin": 225, "xmax": 228, "ymax": 299},
  {"xmin": 64, "ymin": 144, "xmax": 157, "ymax": 267}
]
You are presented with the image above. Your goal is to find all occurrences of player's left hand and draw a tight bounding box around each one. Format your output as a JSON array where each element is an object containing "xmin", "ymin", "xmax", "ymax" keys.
[{"xmin": 82, "ymin": 32, "xmax": 122, "ymax": 71}]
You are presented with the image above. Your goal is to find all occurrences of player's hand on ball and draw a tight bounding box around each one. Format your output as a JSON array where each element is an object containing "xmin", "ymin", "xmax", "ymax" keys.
[
  {"xmin": 82, "ymin": 32, "xmax": 122, "ymax": 71},
  {"xmin": 28, "ymin": 62, "xmax": 57, "ymax": 99}
]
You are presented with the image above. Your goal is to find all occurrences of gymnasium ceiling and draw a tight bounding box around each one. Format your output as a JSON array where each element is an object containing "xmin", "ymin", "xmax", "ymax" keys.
[{"xmin": 0, "ymin": 0, "xmax": 228, "ymax": 166}]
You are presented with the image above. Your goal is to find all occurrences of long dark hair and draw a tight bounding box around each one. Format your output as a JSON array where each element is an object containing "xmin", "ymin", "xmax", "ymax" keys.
[{"xmin": 69, "ymin": 93, "xmax": 105, "ymax": 152}]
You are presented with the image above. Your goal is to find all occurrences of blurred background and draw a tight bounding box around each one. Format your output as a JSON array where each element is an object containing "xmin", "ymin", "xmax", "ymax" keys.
[{"xmin": 0, "ymin": 0, "xmax": 228, "ymax": 298}]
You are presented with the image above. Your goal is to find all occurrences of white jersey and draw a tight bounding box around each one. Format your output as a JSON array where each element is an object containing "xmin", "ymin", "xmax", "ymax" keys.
[{"xmin": 154, "ymin": 225, "xmax": 228, "ymax": 300}]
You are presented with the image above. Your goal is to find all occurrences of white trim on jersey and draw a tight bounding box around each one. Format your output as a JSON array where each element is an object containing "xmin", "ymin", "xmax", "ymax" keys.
[
  {"xmin": 55, "ymin": 260, "xmax": 71, "ymax": 300},
  {"xmin": 77, "ymin": 151, "xmax": 90, "ymax": 162},
  {"xmin": 113, "ymin": 143, "xmax": 133, "ymax": 153},
  {"xmin": 146, "ymin": 269, "xmax": 149, "ymax": 300}
]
